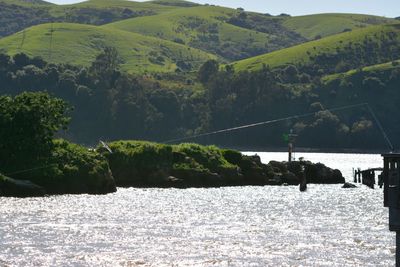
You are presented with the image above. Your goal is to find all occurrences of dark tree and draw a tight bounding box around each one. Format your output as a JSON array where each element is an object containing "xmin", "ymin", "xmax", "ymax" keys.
[
  {"xmin": 198, "ymin": 60, "xmax": 219, "ymax": 84},
  {"xmin": 90, "ymin": 46, "xmax": 122, "ymax": 77},
  {"xmin": 0, "ymin": 92, "xmax": 71, "ymax": 173}
]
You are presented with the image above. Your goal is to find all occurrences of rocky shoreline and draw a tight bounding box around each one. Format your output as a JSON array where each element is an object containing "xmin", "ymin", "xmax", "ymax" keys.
[{"xmin": 0, "ymin": 141, "xmax": 345, "ymax": 197}]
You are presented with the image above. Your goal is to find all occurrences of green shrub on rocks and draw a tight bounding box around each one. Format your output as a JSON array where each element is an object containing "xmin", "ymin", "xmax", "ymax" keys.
[
  {"xmin": 173, "ymin": 143, "xmax": 237, "ymax": 173},
  {"xmin": 102, "ymin": 141, "xmax": 240, "ymax": 187},
  {"xmin": 10, "ymin": 139, "xmax": 116, "ymax": 195},
  {"xmin": 173, "ymin": 143, "xmax": 237, "ymax": 172},
  {"xmin": 100, "ymin": 140, "xmax": 345, "ymax": 188},
  {"xmin": 221, "ymin": 149, "xmax": 243, "ymax": 165},
  {"xmin": 172, "ymin": 143, "xmax": 241, "ymax": 186},
  {"xmin": 51, "ymin": 139, "xmax": 116, "ymax": 194},
  {"xmin": 103, "ymin": 141, "xmax": 174, "ymax": 186}
]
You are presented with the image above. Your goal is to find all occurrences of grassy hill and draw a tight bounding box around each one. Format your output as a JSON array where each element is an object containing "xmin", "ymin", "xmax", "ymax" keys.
[
  {"xmin": 1, "ymin": 1, "xmax": 396, "ymax": 62},
  {"xmin": 0, "ymin": 22, "xmax": 216, "ymax": 73},
  {"xmin": 51, "ymin": 0, "xmax": 179, "ymax": 15},
  {"xmin": 105, "ymin": 5, "xmax": 305, "ymax": 61},
  {"xmin": 282, "ymin": 13, "xmax": 395, "ymax": 40},
  {"xmin": 0, "ymin": 1, "xmax": 398, "ymax": 73},
  {"xmin": 232, "ymin": 23, "xmax": 400, "ymax": 74},
  {"xmin": 104, "ymin": 6, "xmax": 304, "ymax": 61},
  {"xmin": 322, "ymin": 59, "xmax": 400, "ymax": 83},
  {"xmin": 0, "ymin": 0, "xmax": 185, "ymax": 38},
  {"xmin": 105, "ymin": 8, "xmax": 396, "ymax": 62},
  {"xmin": 0, "ymin": 0, "xmax": 53, "ymax": 6},
  {"xmin": 149, "ymin": 0, "xmax": 200, "ymax": 7}
]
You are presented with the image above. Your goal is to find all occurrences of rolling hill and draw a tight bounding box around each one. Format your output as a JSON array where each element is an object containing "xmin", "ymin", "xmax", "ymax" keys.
[
  {"xmin": 105, "ymin": 5, "xmax": 309, "ymax": 61},
  {"xmin": 0, "ymin": 22, "xmax": 216, "ymax": 73},
  {"xmin": 105, "ymin": 8, "xmax": 397, "ymax": 62},
  {"xmin": 50, "ymin": 0, "xmax": 180, "ymax": 15},
  {"xmin": 1, "ymin": 0, "xmax": 396, "ymax": 64},
  {"xmin": 0, "ymin": 0, "xmax": 53, "ymax": 6},
  {"xmin": 105, "ymin": 5, "xmax": 275, "ymax": 61},
  {"xmin": 0, "ymin": 0, "xmax": 186, "ymax": 38},
  {"xmin": 231, "ymin": 23, "xmax": 400, "ymax": 75},
  {"xmin": 282, "ymin": 13, "xmax": 395, "ymax": 40},
  {"xmin": 322, "ymin": 59, "xmax": 400, "ymax": 83},
  {"xmin": 0, "ymin": 0, "xmax": 398, "ymax": 74},
  {"xmin": 149, "ymin": 0, "xmax": 199, "ymax": 7}
]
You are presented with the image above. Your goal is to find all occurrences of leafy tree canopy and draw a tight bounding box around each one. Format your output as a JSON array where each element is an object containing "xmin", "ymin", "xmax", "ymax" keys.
[{"xmin": 0, "ymin": 92, "xmax": 71, "ymax": 173}]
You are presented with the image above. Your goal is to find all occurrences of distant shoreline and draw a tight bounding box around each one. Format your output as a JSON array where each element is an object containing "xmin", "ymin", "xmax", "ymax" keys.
[{"xmin": 227, "ymin": 146, "xmax": 388, "ymax": 155}]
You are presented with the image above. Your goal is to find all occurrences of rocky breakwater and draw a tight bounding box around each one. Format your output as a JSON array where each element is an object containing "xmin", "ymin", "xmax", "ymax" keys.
[
  {"xmin": 101, "ymin": 141, "xmax": 345, "ymax": 188},
  {"xmin": 0, "ymin": 173, "xmax": 46, "ymax": 197}
]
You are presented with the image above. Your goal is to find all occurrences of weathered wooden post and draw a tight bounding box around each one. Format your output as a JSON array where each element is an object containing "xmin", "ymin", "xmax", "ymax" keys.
[
  {"xmin": 382, "ymin": 153, "xmax": 400, "ymax": 266},
  {"xmin": 287, "ymin": 129, "xmax": 297, "ymax": 163},
  {"xmin": 353, "ymin": 168, "xmax": 357, "ymax": 183}
]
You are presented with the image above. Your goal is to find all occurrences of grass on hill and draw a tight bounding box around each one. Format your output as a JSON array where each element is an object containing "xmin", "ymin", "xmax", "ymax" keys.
[
  {"xmin": 49, "ymin": 0, "xmax": 180, "ymax": 17},
  {"xmin": 149, "ymin": 0, "xmax": 200, "ymax": 7},
  {"xmin": 104, "ymin": 5, "xmax": 274, "ymax": 61},
  {"xmin": 0, "ymin": 0, "xmax": 188, "ymax": 38},
  {"xmin": 0, "ymin": 0, "xmax": 53, "ymax": 6},
  {"xmin": 0, "ymin": 22, "xmax": 216, "ymax": 73},
  {"xmin": 322, "ymin": 59, "xmax": 400, "ymax": 83},
  {"xmin": 231, "ymin": 23, "xmax": 400, "ymax": 72},
  {"xmin": 282, "ymin": 13, "xmax": 396, "ymax": 40}
]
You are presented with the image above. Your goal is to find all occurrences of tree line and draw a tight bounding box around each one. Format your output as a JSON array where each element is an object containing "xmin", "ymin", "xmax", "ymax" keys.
[{"xmin": 0, "ymin": 50, "xmax": 399, "ymax": 150}]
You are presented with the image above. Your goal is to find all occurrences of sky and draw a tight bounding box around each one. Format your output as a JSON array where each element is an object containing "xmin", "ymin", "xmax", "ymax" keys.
[{"xmin": 47, "ymin": 0, "xmax": 400, "ymax": 18}]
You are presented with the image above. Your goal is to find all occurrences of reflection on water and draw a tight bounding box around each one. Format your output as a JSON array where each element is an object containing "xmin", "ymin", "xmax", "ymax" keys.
[{"xmin": 0, "ymin": 153, "xmax": 395, "ymax": 266}]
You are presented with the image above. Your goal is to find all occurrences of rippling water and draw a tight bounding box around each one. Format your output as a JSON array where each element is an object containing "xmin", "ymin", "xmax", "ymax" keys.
[{"xmin": 0, "ymin": 153, "xmax": 395, "ymax": 266}]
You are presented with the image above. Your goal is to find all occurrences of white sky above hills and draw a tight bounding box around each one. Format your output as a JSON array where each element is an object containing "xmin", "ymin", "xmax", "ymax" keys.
[{"xmin": 47, "ymin": 0, "xmax": 399, "ymax": 18}]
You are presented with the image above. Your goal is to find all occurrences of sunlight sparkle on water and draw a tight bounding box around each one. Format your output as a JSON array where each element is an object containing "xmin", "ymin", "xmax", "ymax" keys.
[{"xmin": 0, "ymin": 153, "xmax": 395, "ymax": 266}]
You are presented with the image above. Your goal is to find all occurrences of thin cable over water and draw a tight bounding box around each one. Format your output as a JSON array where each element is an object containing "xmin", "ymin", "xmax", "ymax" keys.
[{"xmin": 163, "ymin": 103, "xmax": 393, "ymax": 151}]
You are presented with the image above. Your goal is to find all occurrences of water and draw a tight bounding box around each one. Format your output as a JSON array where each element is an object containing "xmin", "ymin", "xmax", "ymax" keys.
[{"xmin": 0, "ymin": 153, "xmax": 395, "ymax": 266}]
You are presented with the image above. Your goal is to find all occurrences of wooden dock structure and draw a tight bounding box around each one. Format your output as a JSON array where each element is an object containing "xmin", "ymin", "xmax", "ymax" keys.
[{"xmin": 353, "ymin": 167, "xmax": 383, "ymax": 189}]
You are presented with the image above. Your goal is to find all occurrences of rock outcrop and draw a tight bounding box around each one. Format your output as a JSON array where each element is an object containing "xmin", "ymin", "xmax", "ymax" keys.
[
  {"xmin": 0, "ymin": 140, "xmax": 346, "ymax": 197},
  {"xmin": 102, "ymin": 141, "xmax": 345, "ymax": 188},
  {"xmin": 342, "ymin": 182, "xmax": 357, "ymax": 188},
  {"xmin": 0, "ymin": 174, "xmax": 46, "ymax": 197}
]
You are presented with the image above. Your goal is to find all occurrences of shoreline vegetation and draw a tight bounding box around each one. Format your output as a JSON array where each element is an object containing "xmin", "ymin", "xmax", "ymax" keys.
[
  {"xmin": 0, "ymin": 92, "xmax": 344, "ymax": 198},
  {"xmin": 0, "ymin": 139, "xmax": 345, "ymax": 198}
]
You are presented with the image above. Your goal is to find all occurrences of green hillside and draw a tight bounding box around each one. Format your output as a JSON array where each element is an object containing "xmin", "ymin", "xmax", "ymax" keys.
[
  {"xmin": 0, "ymin": 0, "xmax": 185, "ymax": 38},
  {"xmin": 0, "ymin": 0, "xmax": 53, "ymax": 6},
  {"xmin": 1, "ymin": 1, "xmax": 395, "ymax": 60},
  {"xmin": 149, "ymin": 0, "xmax": 200, "ymax": 7},
  {"xmin": 0, "ymin": 23, "xmax": 216, "ymax": 73},
  {"xmin": 105, "ymin": 5, "xmax": 302, "ymax": 61},
  {"xmin": 322, "ymin": 59, "xmax": 400, "ymax": 83},
  {"xmin": 283, "ymin": 13, "xmax": 395, "ymax": 40},
  {"xmin": 52, "ymin": 0, "xmax": 179, "ymax": 15},
  {"xmin": 232, "ymin": 23, "xmax": 400, "ymax": 74}
]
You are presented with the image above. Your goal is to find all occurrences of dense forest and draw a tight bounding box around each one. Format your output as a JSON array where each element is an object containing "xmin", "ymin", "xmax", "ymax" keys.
[{"xmin": 0, "ymin": 50, "xmax": 399, "ymax": 151}]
